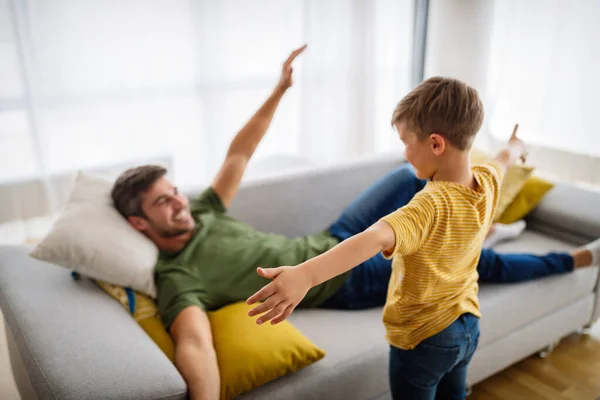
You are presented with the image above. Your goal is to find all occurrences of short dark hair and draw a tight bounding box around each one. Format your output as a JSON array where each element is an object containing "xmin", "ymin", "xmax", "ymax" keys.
[
  {"xmin": 392, "ymin": 76, "xmax": 484, "ymax": 150},
  {"xmin": 111, "ymin": 165, "xmax": 167, "ymax": 218}
]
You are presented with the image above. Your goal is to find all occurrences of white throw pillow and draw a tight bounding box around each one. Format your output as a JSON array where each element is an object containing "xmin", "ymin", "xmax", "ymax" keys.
[{"xmin": 30, "ymin": 172, "xmax": 158, "ymax": 297}]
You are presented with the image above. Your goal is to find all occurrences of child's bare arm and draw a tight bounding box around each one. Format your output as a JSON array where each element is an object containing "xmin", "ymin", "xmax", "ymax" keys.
[
  {"xmin": 246, "ymin": 221, "xmax": 395, "ymax": 325},
  {"xmin": 491, "ymin": 124, "xmax": 527, "ymax": 173},
  {"xmin": 304, "ymin": 221, "xmax": 395, "ymax": 286}
]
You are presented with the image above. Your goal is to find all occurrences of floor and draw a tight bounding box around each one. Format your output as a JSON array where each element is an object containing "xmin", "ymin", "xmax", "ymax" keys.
[
  {"xmin": 0, "ymin": 311, "xmax": 20, "ymax": 400},
  {"xmin": 1, "ymin": 310, "xmax": 598, "ymax": 400},
  {"xmin": 469, "ymin": 323, "xmax": 600, "ymax": 400}
]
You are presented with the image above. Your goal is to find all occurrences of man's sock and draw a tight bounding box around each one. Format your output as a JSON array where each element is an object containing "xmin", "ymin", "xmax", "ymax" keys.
[
  {"xmin": 583, "ymin": 238, "xmax": 600, "ymax": 266},
  {"xmin": 483, "ymin": 220, "xmax": 527, "ymax": 248}
]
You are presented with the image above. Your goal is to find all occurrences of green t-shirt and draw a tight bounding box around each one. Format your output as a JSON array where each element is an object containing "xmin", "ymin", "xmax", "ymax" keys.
[{"xmin": 155, "ymin": 187, "xmax": 348, "ymax": 328}]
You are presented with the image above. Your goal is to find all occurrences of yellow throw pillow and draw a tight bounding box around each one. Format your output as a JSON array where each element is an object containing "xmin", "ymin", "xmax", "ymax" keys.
[
  {"xmin": 95, "ymin": 283, "xmax": 325, "ymax": 400},
  {"xmin": 495, "ymin": 164, "xmax": 535, "ymax": 218},
  {"xmin": 470, "ymin": 148, "xmax": 535, "ymax": 220},
  {"xmin": 210, "ymin": 302, "xmax": 325, "ymax": 400},
  {"xmin": 496, "ymin": 175, "xmax": 555, "ymax": 224},
  {"xmin": 95, "ymin": 281, "xmax": 175, "ymax": 362}
]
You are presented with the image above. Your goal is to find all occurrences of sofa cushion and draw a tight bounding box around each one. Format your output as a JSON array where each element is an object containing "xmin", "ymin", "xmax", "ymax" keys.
[
  {"xmin": 496, "ymin": 175, "xmax": 555, "ymax": 224},
  {"xmin": 240, "ymin": 308, "xmax": 389, "ymax": 400},
  {"xmin": 30, "ymin": 172, "xmax": 159, "ymax": 297},
  {"xmin": 470, "ymin": 147, "xmax": 536, "ymax": 219},
  {"xmin": 95, "ymin": 280, "xmax": 176, "ymax": 362},
  {"xmin": 94, "ymin": 282, "xmax": 327, "ymax": 400},
  {"xmin": 478, "ymin": 230, "xmax": 598, "ymax": 347},
  {"xmin": 211, "ymin": 302, "xmax": 325, "ymax": 400}
]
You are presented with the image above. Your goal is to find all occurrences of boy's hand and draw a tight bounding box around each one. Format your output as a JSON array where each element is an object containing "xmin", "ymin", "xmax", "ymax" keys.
[
  {"xmin": 507, "ymin": 124, "xmax": 527, "ymax": 163},
  {"xmin": 276, "ymin": 45, "xmax": 307, "ymax": 91},
  {"xmin": 247, "ymin": 265, "xmax": 312, "ymax": 325}
]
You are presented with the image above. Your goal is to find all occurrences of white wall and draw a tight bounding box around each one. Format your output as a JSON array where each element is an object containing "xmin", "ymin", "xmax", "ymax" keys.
[
  {"xmin": 424, "ymin": 0, "xmax": 495, "ymax": 149},
  {"xmin": 425, "ymin": 0, "xmax": 494, "ymax": 95}
]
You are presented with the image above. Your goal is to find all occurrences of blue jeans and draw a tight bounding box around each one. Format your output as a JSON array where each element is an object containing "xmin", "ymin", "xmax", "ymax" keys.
[
  {"xmin": 389, "ymin": 313, "xmax": 480, "ymax": 400},
  {"xmin": 320, "ymin": 163, "xmax": 574, "ymax": 310}
]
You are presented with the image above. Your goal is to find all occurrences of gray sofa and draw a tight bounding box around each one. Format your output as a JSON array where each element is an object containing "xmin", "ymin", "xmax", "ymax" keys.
[{"xmin": 1, "ymin": 155, "xmax": 599, "ymax": 400}]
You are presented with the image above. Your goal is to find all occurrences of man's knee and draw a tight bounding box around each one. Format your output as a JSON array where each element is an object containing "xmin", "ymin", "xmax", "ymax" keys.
[{"xmin": 394, "ymin": 163, "xmax": 416, "ymax": 176}]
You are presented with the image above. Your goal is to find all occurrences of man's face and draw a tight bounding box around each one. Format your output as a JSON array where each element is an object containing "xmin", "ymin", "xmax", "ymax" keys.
[
  {"xmin": 395, "ymin": 121, "xmax": 439, "ymax": 180},
  {"xmin": 129, "ymin": 177, "xmax": 195, "ymax": 238}
]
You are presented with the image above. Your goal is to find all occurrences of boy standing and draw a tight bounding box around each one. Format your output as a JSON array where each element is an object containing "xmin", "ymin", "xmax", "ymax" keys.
[{"xmin": 247, "ymin": 77, "xmax": 527, "ymax": 398}]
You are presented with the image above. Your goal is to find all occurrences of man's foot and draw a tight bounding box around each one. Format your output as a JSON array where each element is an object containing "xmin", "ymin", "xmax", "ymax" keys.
[
  {"xmin": 573, "ymin": 239, "xmax": 600, "ymax": 268},
  {"xmin": 571, "ymin": 238, "xmax": 600, "ymax": 269},
  {"xmin": 584, "ymin": 238, "xmax": 600, "ymax": 266},
  {"xmin": 483, "ymin": 220, "xmax": 527, "ymax": 248}
]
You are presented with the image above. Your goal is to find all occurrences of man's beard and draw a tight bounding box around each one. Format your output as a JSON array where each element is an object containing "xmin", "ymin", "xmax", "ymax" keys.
[{"xmin": 149, "ymin": 219, "xmax": 194, "ymax": 238}]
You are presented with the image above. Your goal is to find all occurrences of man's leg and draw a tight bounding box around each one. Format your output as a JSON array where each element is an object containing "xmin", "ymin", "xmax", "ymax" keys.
[
  {"xmin": 477, "ymin": 249, "xmax": 574, "ymax": 283},
  {"xmin": 477, "ymin": 239, "xmax": 599, "ymax": 283},
  {"xmin": 170, "ymin": 306, "xmax": 220, "ymax": 400},
  {"xmin": 321, "ymin": 164, "xmax": 426, "ymax": 310},
  {"xmin": 328, "ymin": 163, "xmax": 427, "ymax": 240},
  {"xmin": 320, "ymin": 253, "xmax": 393, "ymax": 309}
]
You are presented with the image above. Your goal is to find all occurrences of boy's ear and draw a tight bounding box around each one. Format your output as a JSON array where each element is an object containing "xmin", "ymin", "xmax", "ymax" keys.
[
  {"xmin": 429, "ymin": 133, "xmax": 446, "ymax": 156},
  {"xmin": 128, "ymin": 215, "xmax": 149, "ymax": 232}
]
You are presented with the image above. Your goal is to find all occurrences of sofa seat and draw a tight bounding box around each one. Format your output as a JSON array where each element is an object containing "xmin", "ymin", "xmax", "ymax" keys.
[{"xmin": 241, "ymin": 230, "xmax": 599, "ymax": 400}]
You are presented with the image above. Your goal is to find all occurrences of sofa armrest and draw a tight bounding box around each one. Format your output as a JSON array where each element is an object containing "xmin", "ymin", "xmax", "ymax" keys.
[
  {"xmin": 527, "ymin": 182, "xmax": 600, "ymax": 245},
  {"xmin": 526, "ymin": 182, "xmax": 600, "ymax": 324},
  {"xmin": 593, "ymin": 272, "xmax": 600, "ymax": 325},
  {"xmin": 0, "ymin": 246, "xmax": 186, "ymax": 400}
]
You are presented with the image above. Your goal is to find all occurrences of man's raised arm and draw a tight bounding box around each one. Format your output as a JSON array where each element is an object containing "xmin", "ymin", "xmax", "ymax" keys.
[{"xmin": 211, "ymin": 45, "xmax": 307, "ymax": 208}]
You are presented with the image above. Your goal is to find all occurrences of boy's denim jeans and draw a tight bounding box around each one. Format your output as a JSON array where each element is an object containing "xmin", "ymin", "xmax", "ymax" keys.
[{"xmin": 389, "ymin": 313, "xmax": 480, "ymax": 400}]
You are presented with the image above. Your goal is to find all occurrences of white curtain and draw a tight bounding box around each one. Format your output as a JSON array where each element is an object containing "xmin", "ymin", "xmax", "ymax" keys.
[
  {"xmin": 487, "ymin": 0, "xmax": 600, "ymax": 187},
  {"xmin": 0, "ymin": 0, "xmax": 414, "ymax": 243}
]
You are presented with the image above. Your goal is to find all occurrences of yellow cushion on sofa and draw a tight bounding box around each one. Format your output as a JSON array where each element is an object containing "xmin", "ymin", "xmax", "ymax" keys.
[
  {"xmin": 95, "ymin": 283, "xmax": 325, "ymax": 400},
  {"xmin": 470, "ymin": 148, "xmax": 535, "ymax": 220},
  {"xmin": 209, "ymin": 302, "xmax": 326, "ymax": 400},
  {"xmin": 95, "ymin": 281, "xmax": 175, "ymax": 362},
  {"xmin": 496, "ymin": 175, "xmax": 555, "ymax": 224},
  {"xmin": 496, "ymin": 164, "xmax": 535, "ymax": 218}
]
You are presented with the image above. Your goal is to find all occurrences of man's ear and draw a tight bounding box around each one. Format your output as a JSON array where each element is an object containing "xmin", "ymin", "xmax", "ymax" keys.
[
  {"xmin": 429, "ymin": 134, "xmax": 446, "ymax": 156},
  {"xmin": 128, "ymin": 216, "xmax": 148, "ymax": 232}
]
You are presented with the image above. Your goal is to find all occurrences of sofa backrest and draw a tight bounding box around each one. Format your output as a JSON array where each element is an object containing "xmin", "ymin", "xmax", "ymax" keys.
[
  {"xmin": 226, "ymin": 154, "xmax": 403, "ymax": 238},
  {"xmin": 189, "ymin": 153, "xmax": 600, "ymax": 244}
]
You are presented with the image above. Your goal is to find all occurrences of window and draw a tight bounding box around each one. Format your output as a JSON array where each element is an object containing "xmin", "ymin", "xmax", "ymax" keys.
[{"xmin": 1, "ymin": 0, "xmax": 415, "ymax": 236}]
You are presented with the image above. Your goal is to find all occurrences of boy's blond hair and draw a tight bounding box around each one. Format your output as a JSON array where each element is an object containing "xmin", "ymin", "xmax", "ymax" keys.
[{"xmin": 392, "ymin": 77, "xmax": 484, "ymax": 150}]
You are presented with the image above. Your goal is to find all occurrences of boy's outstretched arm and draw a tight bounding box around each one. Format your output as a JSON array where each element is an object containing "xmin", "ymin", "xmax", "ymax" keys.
[
  {"xmin": 491, "ymin": 124, "xmax": 528, "ymax": 173},
  {"xmin": 247, "ymin": 221, "xmax": 396, "ymax": 325}
]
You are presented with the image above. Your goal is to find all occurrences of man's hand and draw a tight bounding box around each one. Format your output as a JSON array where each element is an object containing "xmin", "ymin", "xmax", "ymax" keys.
[
  {"xmin": 491, "ymin": 123, "xmax": 528, "ymax": 172},
  {"xmin": 246, "ymin": 265, "xmax": 312, "ymax": 325},
  {"xmin": 276, "ymin": 45, "xmax": 307, "ymax": 91},
  {"xmin": 507, "ymin": 124, "xmax": 527, "ymax": 163}
]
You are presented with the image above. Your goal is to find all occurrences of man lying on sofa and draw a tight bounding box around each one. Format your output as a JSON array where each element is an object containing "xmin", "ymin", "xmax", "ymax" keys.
[{"xmin": 110, "ymin": 46, "xmax": 600, "ymax": 400}]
